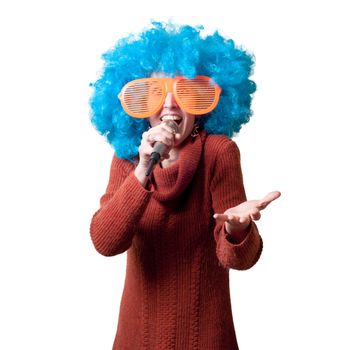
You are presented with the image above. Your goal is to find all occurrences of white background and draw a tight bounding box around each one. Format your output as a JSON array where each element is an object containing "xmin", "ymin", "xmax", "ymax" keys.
[{"xmin": 1, "ymin": 0, "xmax": 349, "ymax": 349}]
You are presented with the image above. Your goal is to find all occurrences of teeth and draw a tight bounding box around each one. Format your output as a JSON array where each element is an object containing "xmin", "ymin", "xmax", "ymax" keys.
[{"xmin": 161, "ymin": 115, "xmax": 182, "ymax": 121}]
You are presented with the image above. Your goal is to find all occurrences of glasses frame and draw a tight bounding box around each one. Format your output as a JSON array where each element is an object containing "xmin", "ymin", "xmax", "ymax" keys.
[{"xmin": 118, "ymin": 75, "xmax": 222, "ymax": 118}]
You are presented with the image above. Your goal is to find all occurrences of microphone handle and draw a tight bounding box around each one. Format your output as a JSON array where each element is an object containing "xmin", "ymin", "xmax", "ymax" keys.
[
  {"xmin": 145, "ymin": 120, "xmax": 179, "ymax": 177},
  {"xmin": 145, "ymin": 143, "xmax": 167, "ymax": 177}
]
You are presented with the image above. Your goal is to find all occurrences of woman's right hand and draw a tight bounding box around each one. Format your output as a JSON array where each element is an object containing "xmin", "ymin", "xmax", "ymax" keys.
[{"xmin": 134, "ymin": 123, "xmax": 176, "ymax": 186}]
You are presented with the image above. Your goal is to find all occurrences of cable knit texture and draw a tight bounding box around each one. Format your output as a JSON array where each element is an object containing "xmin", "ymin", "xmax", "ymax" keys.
[{"xmin": 90, "ymin": 131, "xmax": 263, "ymax": 350}]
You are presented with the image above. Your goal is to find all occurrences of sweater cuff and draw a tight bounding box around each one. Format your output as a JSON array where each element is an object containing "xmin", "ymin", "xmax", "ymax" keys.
[
  {"xmin": 131, "ymin": 171, "xmax": 154, "ymax": 193},
  {"xmin": 216, "ymin": 222, "xmax": 263, "ymax": 270}
]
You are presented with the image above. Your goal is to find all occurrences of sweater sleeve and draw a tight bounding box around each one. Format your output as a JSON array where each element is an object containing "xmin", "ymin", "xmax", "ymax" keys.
[
  {"xmin": 90, "ymin": 155, "xmax": 153, "ymax": 257},
  {"xmin": 210, "ymin": 140, "xmax": 263, "ymax": 270}
]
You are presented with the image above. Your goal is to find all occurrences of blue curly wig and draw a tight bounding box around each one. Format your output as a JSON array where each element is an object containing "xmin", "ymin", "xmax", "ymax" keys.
[{"xmin": 90, "ymin": 21, "xmax": 256, "ymax": 161}]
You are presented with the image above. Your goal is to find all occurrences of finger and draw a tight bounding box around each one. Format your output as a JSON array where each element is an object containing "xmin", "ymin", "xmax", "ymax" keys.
[
  {"xmin": 161, "ymin": 153, "xmax": 170, "ymax": 160},
  {"xmin": 239, "ymin": 216, "xmax": 250, "ymax": 224},
  {"xmin": 227, "ymin": 214, "xmax": 241, "ymax": 223},
  {"xmin": 214, "ymin": 214, "xmax": 243, "ymax": 226},
  {"xmin": 141, "ymin": 131, "xmax": 149, "ymax": 141},
  {"xmin": 148, "ymin": 133, "xmax": 174, "ymax": 147},
  {"xmin": 213, "ymin": 213, "xmax": 229, "ymax": 221},
  {"xmin": 160, "ymin": 124, "xmax": 179, "ymax": 135},
  {"xmin": 250, "ymin": 209, "xmax": 261, "ymax": 221},
  {"xmin": 156, "ymin": 124, "xmax": 178, "ymax": 138},
  {"xmin": 174, "ymin": 133, "xmax": 182, "ymax": 141},
  {"xmin": 139, "ymin": 144, "xmax": 154, "ymax": 157},
  {"xmin": 257, "ymin": 191, "xmax": 281, "ymax": 210},
  {"xmin": 146, "ymin": 125, "xmax": 176, "ymax": 140}
]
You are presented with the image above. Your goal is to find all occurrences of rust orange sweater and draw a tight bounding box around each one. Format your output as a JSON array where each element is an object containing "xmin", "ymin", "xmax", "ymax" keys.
[{"xmin": 90, "ymin": 131, "xmax": 263, "ymax": 349}]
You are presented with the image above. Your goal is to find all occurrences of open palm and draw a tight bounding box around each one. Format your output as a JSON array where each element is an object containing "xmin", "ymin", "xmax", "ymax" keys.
[{"xmin": 214, "ymin": 191, "xmax": 281, "ymax": 232}]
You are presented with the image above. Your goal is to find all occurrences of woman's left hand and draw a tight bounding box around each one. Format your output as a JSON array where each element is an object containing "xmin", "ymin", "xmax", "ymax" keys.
[{"xmin": 213, "ymin": 191, "xmax": 281, "ymax": 236}]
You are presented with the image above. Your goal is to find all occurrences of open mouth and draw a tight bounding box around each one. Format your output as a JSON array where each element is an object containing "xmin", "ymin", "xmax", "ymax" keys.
[{"xmin": 161, "ymin": 114, "xmax": 183, "ymax": 125}]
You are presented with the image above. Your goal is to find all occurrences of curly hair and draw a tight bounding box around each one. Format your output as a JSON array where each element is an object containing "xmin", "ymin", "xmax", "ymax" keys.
[{"xmin": 89, "ymin": 21, "xmax": 256, "ymax": 161}]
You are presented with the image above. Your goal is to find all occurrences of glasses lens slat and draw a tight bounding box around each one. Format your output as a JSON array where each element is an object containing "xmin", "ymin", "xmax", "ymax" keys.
[
  {"xmin": 176, "ymin": 78, "xmax": 218, "ymax": 114},
  {"xmin": 122, "ymin": 80, "xmax": 164, "ymax": 117}
]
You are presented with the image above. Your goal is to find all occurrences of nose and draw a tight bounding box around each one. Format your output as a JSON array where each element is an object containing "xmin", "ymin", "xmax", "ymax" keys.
[{"xmin": 163, "ymin": 92, "xmax": 179, "ymax": 109}]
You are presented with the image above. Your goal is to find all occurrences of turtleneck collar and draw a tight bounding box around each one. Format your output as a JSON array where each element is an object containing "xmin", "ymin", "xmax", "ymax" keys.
[{"xmin": 150, "ymin": 131, "xmax": 207, "ymax": 202}]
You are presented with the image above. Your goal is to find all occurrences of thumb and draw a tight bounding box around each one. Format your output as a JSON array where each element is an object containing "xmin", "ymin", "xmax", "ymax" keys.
[{"xmin": 258, "ymin": 191, "xmax": 281, "ymax": 209}]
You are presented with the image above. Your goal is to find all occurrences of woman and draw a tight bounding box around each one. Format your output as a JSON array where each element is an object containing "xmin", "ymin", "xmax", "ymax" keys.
[{"xmin": 89, "ymin": 22, "xmax": 280, "ymax": 350}]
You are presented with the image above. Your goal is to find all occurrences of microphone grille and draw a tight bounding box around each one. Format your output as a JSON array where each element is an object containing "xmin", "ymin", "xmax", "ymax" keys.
[{"xmin": 162, "ymin": 120, "xmax": 180, "ymax": 134}]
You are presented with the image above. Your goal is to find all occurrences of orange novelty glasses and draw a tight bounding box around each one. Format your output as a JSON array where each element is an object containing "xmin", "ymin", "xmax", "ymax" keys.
[{"xmin": 118, "ymin": 76, "xmax": 221, "ymax": 118}]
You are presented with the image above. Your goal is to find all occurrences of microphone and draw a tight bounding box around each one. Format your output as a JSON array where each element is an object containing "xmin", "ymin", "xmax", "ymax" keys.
[{"xmin": 145, "ymin": 120, "xmax": 179, "ymax": 177}]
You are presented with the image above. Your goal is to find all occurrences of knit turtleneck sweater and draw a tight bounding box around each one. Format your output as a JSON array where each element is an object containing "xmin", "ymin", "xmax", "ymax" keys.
[{"xmin": 90, "ymin": 131, "xmax": 263, "ymax": 350}]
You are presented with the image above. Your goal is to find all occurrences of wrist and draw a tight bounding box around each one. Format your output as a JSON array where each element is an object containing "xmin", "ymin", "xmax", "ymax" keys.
[
  {"xmin": 134, "ymin": 164, "xmax": 148, "ymax": 187},
  {"xmin": 225, "ymin": 221, "xmax": 251, "ymax": 244}
]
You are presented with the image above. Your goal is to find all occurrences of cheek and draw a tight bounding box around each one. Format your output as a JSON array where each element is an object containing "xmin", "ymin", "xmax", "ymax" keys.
[
  {"xmin": 184, "ymin": 117, "xmax": 195, "ymax": 133},
  {"xmin": 177, "ymin": 121, "xmax": 194, "ymax": 142},
  {"xmin": 148, "ymin": 116, "xmax": 159, "ymax": 127}
]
